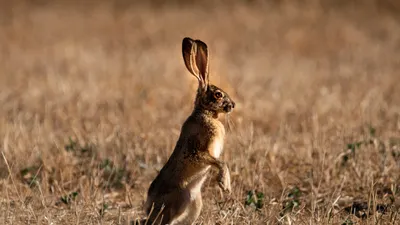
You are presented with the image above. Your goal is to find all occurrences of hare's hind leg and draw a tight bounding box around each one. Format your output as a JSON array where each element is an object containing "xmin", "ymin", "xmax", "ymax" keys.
[
  {"xmin": 185, "ymin": 194, "xmax": 203, "ymax": 225},
  {"xmin": 146, "ymin": 189, "xmax": 188, "ymax": 225},
  {"xmin": 169, "ymin": 194, "xmax": 202, "ymax": 225},
  {"xmin": 144, "ymin": 196, "xmax": 177, "ymax": 225}
]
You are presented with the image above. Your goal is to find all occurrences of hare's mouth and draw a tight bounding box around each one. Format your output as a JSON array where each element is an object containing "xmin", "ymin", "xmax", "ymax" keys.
[{"xmin": 223, "ymin": 103, "xmax": 234, "ymax": 113}]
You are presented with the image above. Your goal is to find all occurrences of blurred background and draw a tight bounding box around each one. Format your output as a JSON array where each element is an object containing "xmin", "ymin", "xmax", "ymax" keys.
[
  {"xmin": 0, "ymin": 0, "xmax": 400, "ymax": 224},
  {"xmin": 1, "ymin": 0, "xmax": 400, "ymax": 128}
]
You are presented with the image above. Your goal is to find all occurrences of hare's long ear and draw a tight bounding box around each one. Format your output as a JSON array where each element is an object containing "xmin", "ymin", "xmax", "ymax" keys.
[
  {"xmin": 182, "ymin": 37, "xmax": 209, "ymax": 91},
  {"xmin": 194, "ymin": 40, "xmax": 209, "ymax": 87}
]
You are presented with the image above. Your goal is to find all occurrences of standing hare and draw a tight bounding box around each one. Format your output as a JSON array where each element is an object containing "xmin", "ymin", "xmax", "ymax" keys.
[{"xmin": 143, "ymin": 37, "xmax": 235, "ymax": 225}]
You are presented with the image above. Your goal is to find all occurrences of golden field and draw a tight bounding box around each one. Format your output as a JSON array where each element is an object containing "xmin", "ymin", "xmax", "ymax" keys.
[{"xmin": 0, "ymin": 0, "xmax": 400, "ymax": 224}]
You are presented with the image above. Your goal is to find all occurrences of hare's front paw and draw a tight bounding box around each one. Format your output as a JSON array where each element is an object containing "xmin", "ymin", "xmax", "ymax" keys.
[{"xmin": 217, "ymin": 166, "xmax": 231, "ymax": 194}]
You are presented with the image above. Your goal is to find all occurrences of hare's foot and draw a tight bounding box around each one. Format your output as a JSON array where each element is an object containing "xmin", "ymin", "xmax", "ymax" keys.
[{"xmin": 217, "ymin": 164, "xmax": 231, "ymax": 194}]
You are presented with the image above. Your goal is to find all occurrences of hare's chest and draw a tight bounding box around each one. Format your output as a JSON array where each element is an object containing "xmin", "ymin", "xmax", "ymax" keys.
[{"xmin": 208, "ymin": 121, "xmax": 225, "ymax": 159}]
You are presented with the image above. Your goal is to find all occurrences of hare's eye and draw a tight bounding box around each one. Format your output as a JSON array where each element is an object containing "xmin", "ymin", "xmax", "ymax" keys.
[{"xmin": 214, "ymin": 91, "xmax": 223, "ymax": 99}]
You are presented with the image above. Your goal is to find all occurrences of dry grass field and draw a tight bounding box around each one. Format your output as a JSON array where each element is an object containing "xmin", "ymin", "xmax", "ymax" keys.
[{"xmin": 1, "ymin": 0, "xmax": 400, "ymax": 224}]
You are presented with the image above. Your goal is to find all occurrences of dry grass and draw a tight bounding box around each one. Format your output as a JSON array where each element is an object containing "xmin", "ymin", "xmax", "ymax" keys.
[{"xmin": 1, "ymin": 0, "xmax": 400, "ymax": 224}]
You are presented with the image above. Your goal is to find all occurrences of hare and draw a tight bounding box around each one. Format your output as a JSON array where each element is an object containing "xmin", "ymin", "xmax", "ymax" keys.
[{"xmin": 142, "ymin": 37, "xmax": 235, "ymax": 225}]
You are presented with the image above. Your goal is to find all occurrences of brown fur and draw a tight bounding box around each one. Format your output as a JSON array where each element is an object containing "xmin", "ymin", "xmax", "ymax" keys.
[{"xmin": 143, "ymin": 37, "xmax": 235, "ymax": 225}]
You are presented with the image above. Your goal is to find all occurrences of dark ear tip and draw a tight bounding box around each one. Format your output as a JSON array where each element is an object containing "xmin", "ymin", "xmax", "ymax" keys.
[
  {"xmin": 195, "ymin": 39, "xmax": 207, "ymax": 49},
  {"xmin": 183, "ymin": 37, "xmax": 194, "ymax": 44},
  {"xmin": 182, "ymin": 37, "xmax": 194, "ymax": 52}
]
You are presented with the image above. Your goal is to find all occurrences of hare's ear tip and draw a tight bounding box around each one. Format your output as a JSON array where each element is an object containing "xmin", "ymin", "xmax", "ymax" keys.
[
  {"xmin": 195, "ymin": 39, "xmax": 207, "ymax": 48},
  {"xmin": 183, "ymin": 37, "xmax": 194, "ymax": 43}
]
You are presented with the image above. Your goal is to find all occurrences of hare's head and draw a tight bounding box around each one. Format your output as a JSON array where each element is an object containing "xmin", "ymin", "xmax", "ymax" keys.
[{"xmin": 182, "ymin": 37, "xmax": 235, "ymax": 116}]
